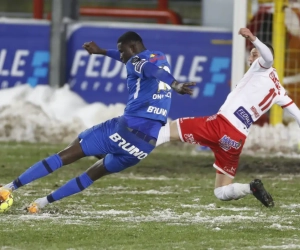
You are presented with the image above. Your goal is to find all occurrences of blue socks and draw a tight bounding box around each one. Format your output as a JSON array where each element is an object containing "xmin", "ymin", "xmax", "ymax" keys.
[
  {"xmin": 11, "ymin": 154, "xmax": 94, "ymax": 204},
  {"xmin": 47, "ymin": 172, "xmax": 93, "ymax": 203},
  {"xmin": 13, "ymin": 154, "xmax": 63, "ymax": 189}
]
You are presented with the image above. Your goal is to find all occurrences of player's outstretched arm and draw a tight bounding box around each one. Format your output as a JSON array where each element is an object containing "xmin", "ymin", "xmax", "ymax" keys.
[
  {"xmin": 284, "ymin": 103, "xmax": 300, "ymax": 127},
  {"xmin": 82, "ymin": 41, "xmax": 121, "ymax": 62},
  {"xmin": 252, "ymin": 38, "xmax": 273, "ymax": 68},
  {"xmin": 142, "ymin": 61, "xmax": 196, "ymax": 95},
  {"xmin": 171, "ymin": 81, "xmax": 195, "ymax": 95},
  {"xmin": 239, "ymin": 28, "xmax": 273, "ymax": 68}
]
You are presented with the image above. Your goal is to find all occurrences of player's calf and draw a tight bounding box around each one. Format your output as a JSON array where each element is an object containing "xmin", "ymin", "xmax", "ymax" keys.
[{"xmin": 214, "ymin": 183, "xmax": 252, "ymax": 201}]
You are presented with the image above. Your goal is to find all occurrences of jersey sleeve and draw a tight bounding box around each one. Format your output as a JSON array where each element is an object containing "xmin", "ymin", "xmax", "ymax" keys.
[
  {"xmin": 106, "ymin": 49, "xmax": 121, "ymax": 62},
  {"xmin": 128, "ymin": 56, "xmax": 148, "ymax": 78},
  {"xmin": 284, "ymin": 103, "xmax": 300, "ymax": 127},
  {"xmin": 252, "ymin": 38, "xmax": 273, "ymax": 69},
  {"xmin": 129, "ymin": 56, "xmax": 175, "ymax": 84},
  {"xmin": 275, "ymin": 86, "xmax": 294, "ymax": 108}
]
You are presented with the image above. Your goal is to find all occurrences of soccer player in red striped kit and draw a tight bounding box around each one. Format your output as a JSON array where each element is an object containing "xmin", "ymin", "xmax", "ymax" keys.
[{"xmin": 157, "ymin": 28, "xmax": 299, "ymax": 207}]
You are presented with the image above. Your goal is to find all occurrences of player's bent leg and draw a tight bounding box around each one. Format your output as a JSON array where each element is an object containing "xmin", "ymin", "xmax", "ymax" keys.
[
  {"xmin": 66, "ymin": 137, "xmax": 80, "ymax": 148},
  {"xmin": 86, "ymin": 159, "xmax": 111, "ymax": 181},
  {"xmin": 9, "ymin": 120, "xmax": 117, "ymax": 193},
  {"xmin": 27, "ymin": 147, "xmax": 154, "ymax": 213},
  {"xmin": 215, "ymin": 172, "xmax": 233, "ymax": 188},
  {"xmin": 3, "ymin": 138, "xmax": 85, "ymax": 192},
  {"xmin": 27, "ymin": 152, "xmax": 109, "ymax": 213},
  {"xmin": 57, "ymin": 138, "xmax": 85, "ymax": 165},
  {"xmin": 214, "ymin": 172, "xmax": 274, "ymax": 207},
  {"xmin": 27, "ymin": 117, "xmax": 157, "ymax": 213},
  {"xmin": 214, "ymin": 172, "xmax": 252, "ymax": 201},
  {"xmin": 27, "ymin": 155, "xmax": 140, "ymax": 213},
  {"xmin": 27, "ymin": 169, "xmax": 95, "ymax": 213}
]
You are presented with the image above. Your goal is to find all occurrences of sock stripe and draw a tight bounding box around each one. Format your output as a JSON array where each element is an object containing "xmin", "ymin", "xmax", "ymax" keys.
[
  {"xmin": 42, "ymin": 160, "xmax": 53, "ymax": 173},
  {"xmin": 76, "ymin": 177, "xmax": 84, "ymax": 191},
  {"xmin": 47, "ymin": 194, "xmax": 55, "ymax": 203},
  {"xmin": 13, "ymin": 178, "xmax": 23, "ymax": 188}
]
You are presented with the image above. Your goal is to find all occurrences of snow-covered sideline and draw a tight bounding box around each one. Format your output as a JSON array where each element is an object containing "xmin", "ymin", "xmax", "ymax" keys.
[
  {"xmin": 0, "ymin": 85, "xmax": 300, "ymax": 153},
  {"xmin": 0, "ymin": 85, "xmax": 125, "ymax": 143}
]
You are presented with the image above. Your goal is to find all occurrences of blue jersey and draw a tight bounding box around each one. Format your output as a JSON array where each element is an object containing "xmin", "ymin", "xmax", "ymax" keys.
[
  {"xmin": 77, "ymin": 49, "xmax": 176, "ymax": 173},
  {"xmin": 124, "ymin": 50, "xmax": 172, "ymax": 124}
]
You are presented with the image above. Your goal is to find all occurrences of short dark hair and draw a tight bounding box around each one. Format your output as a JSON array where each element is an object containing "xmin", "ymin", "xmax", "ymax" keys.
[
  {"xmin": 117, "ymin": 31, "xmax": 143, "ymax": 44},
  {"xmin": 263, "ymin": 42, "xmax": 274, "ymax": 57}
]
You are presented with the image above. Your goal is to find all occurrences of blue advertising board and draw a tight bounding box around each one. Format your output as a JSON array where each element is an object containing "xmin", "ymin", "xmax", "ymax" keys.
[
  {"xmin": 0, "ymin": 20, "xmax": 50, "ymax": 88},
  {"xmin": 67, "ymin": 23, "xmax": 232, "ymax": 118},
  {"xmin": 0, "ymin": 20, "xmax": 232, "ymax": 119}
]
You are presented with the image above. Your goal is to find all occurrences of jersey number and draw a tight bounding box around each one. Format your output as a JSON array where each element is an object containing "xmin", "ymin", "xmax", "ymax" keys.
[
  {"xmin": 133, "ymin": 78, "xmax": 141, "ymax": 99},
  {"xmin": 133, "ymin": 65, "xmax": 171, "ymax": 99},
  {"xmin": 258, "ymin": 88, "xmax": 277, "ymax": 111}
]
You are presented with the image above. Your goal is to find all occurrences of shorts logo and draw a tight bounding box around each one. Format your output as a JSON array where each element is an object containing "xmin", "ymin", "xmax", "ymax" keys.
[
  {"xmin": 109, "ymin": 133, "xmax": 148, "ymax": 160},
  {"xmin": 183, "ymin": 134, "xmax": 199, "ymax": 145},
  {"xmin": 224, "ymin": 166, "xmax": 236, "ymax": 175},
  {"xmin": 219, "ymin": 135, "xmax": 241, "ymax": 151},
  {"xmin": 234, "ymin": 106, "xmax": 253, "ymax": 128}
]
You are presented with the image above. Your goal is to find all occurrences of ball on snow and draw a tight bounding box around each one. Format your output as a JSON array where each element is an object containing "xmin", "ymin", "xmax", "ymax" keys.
[{"xmin": 0, "ymin": 194, "xmax": 14, "ymax": 213}]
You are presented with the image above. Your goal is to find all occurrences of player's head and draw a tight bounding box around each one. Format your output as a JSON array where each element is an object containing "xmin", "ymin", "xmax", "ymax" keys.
[
  {"xmin": 117, "ymin": 31, "xmax": 145, "ymax": 63},
  {"xmin": 248, "ymin": 42, "xmax": 274, "ymax": 65}
]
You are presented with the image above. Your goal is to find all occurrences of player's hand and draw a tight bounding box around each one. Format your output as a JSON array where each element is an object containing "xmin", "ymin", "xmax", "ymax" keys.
[
  {"xmin": 238, "ymin": 28, "xmax": 256, "ymax": 42},
  {"xmin": 171, "ymin": 81, "xmax": 196, "ymax": 95},
  {"xmin": 82, "ymin": 41, "xmax": 105, "ymax": 55}
]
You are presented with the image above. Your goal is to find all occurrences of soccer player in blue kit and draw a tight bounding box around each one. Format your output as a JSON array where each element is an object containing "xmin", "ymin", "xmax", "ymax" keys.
[{"xmin": 0, "ymin": 31, "xmax": 195, "ymax": 213}]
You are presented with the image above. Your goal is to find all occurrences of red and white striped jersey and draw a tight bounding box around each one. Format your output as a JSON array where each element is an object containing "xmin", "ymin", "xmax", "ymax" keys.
[{"xmin": 218, "ymin": 58, "xmax": 293, "ymax": 136}]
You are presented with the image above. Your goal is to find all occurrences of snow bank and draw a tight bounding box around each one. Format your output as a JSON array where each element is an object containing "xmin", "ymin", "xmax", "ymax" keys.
[
  {"xmin": 0, "ymin": 85, "xmax": 125, "ymax": 143},
  {"xmin": 0, "ymin": 85, "xmax": 299, "ymax": 153}
]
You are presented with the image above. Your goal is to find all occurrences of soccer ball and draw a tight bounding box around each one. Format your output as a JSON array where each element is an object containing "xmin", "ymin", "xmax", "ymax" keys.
[{"xmin": 0, "ymin": 194, "xmax": 14, "ymax": 213}]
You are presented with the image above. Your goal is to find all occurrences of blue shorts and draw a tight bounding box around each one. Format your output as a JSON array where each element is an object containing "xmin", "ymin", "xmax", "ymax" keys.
[{"xmin": 78, "ymin": 116, "xmax": 156, "ymax": 173}]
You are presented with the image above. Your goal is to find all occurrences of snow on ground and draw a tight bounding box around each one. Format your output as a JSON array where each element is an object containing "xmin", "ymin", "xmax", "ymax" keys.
[
  {"xmin": 1, "ymin": 205, "xmax": 295, "ymax": 228},
  {"xmin": 0, "ymin": 85, "xmax": 300, "ymax": 153},
  {"xmin": 0, "ymin": 85, "xmax": 124, "ymax": 143},
  {"xmin": 261, "ymin": 245, "xmax": 300, "ymax": 249}
]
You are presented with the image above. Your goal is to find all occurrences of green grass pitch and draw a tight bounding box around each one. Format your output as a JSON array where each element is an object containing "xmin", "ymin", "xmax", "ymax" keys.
[{"xmin": 1, "ymin": 142, "xmax": 300, "ymax": 250}]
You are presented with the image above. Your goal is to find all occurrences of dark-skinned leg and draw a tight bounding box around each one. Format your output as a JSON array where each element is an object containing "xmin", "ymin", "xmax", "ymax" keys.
[
  {"xmin": 58, "ymin": 138, "xmax": 85, "ymax": 165},
  {"xmin": 29, "ymin": 159, "xmax": 111, "ymax": 212},
  {"xmin": 6, "ymin": 138, "xmax": 85, "ymax": 191},
  {"xmin": 66, "ymin": 137, "xmax": 79, "ymax": 147},
  {"xmin": 86, "ymin": 159, "xmax": 111, "ymax": 181},
  {"xmin": 67, "ymin": 137, "xmax": 105, "ymax": 161}
]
